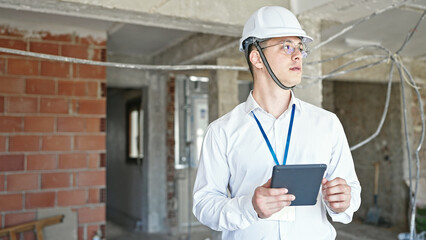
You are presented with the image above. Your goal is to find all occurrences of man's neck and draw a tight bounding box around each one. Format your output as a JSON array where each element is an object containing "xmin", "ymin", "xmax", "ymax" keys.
[{"xmin": 252, "ymin": 87, "xmax": 292, "ymax": 118}]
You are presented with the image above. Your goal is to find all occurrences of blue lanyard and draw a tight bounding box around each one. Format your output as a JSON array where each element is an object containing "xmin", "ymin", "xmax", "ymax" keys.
[{"xmin": 251, "ymin": 104, "xmax": 295, "ymax": 166}]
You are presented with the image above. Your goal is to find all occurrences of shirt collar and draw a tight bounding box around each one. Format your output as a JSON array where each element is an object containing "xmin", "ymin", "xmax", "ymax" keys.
[{"xmin": 244, "ymin": 90, "xmax": 302, "ymax": 117}]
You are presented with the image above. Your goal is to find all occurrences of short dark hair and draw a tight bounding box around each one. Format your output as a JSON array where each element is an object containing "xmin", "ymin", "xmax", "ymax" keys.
[{"xmin": 245, "ymin": 44, "xmax": 256, "ymax": 77}]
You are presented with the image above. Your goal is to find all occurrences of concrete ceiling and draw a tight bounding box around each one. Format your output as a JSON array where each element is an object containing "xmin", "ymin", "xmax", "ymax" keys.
[
  {"xmin": 0, "ymin": 0, "xmax": 425, "ymax": 60},
  {"xmin": 319, "ymin": 1, "xmax": 426, "ymax": 58},
  {"xmin": 107, "ymin": 24, "xmax": 193, "ymax": 57}
]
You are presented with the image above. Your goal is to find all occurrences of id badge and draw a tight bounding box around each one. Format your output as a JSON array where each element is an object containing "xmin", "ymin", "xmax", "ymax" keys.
[{"xmin": 265, "ymin": 206, "xmax": 295, "ymax": 222}]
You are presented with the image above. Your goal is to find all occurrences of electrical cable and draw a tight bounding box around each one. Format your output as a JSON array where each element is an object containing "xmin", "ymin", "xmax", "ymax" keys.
[
  {"xmin": 0, "ymin": 1, "xmax": 424, "ymax": 238},
  {"xmin": 310, "ymin": 0, "xmax": 409, "ymax": 52},
  {"xmin": 0, "ymin": 47, "xmax": 249, "ymax": 72}
]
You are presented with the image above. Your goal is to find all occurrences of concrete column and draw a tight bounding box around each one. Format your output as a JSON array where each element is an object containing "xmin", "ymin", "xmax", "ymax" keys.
[
  {"xmin": 208, "ymin": 58, "xmax": 240, "ymax": 122},
  {"xmin": 293, "ymin": 15, "xmax": 322, "ymax": 107},
  {"xmin": 147, "ymin": 74, "xmax": 168, "ymax": 233},
  {"xmin": 207, "ymin": 57, "xmax": 240, "ymax": 240}
]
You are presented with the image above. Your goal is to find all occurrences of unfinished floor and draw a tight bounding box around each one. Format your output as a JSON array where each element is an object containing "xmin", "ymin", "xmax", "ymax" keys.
[{"xmin": 106, "ymin": 220, "xmax": 402, "ymax": 240}]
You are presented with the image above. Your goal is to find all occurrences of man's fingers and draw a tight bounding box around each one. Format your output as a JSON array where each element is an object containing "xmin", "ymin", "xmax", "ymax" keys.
[
  {"xmin": 324, "ymin": 193, "xmax": 349, "ymax": 202},
  {"xmin": 323, "ymin": 177, "xmax": 346, "ymax": 189},
  {"xmin": 263, "ymin": 194, "xmax": 295, "ymax": 204},
  {"xmin": 257, "ymin": 186, "xmax": 288, "ymax": 197},
  {"xmin": 324, "ymin": 184, "xmax": 351, "ymax": 195}
]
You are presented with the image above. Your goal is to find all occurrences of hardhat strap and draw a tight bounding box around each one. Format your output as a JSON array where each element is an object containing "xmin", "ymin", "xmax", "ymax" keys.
[{"xmin": 253, "ymin": 41, "xmax": 295, "ymax": 90}]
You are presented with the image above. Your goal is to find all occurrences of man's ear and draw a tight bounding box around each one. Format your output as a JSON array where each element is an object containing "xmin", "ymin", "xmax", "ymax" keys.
[{"xmin": 249, "ymin": 50, "xmax": 263, "ymax": 69}]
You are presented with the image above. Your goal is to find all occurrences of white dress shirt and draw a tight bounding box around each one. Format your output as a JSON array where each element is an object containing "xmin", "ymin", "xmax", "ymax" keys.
[{"xmin": 193, "ymin": 92, "xmax": 361, "ymax": 240}]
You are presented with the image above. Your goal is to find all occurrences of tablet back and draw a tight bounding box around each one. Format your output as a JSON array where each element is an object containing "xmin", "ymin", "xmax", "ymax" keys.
[{"xmin": 271, "ymin": 164, "xmax": 327, "ymax": 206}]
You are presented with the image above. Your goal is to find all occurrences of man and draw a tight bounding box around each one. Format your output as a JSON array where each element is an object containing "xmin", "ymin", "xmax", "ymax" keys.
[{"xmin": 193, "ymin": 6, "xmax": 361, "ymax": 240}]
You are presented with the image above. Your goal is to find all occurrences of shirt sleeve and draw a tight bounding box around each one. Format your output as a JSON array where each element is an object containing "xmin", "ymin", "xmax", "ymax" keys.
[
  {"xmin": 324, "ymin": 114, "xmax": 362, "ymax": 224},
  {"xmin": 192, "ymin": 124, "xmax": 259, "ymax": 231}
]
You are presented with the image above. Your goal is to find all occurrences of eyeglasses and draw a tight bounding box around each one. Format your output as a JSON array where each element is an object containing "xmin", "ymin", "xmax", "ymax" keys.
[{"xmin": 261, "ymin": 40, "xmax": 308, "ymax": 58}]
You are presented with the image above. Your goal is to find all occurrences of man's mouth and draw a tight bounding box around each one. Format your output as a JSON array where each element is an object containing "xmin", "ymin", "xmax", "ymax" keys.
[{"xmin": 290, "ymin": 67, "xmax": 301, "ymax": 71}]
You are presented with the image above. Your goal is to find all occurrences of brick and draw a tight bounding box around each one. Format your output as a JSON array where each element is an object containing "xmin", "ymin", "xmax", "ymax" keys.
[
  {"xmin": 41, "ymin": 172, "xmax": 70, "ymax": 189},
  {"xmin": 0, "ymin": 174, "xmax": 4, "ymax": 191},
  {"xmin": 57, "ymin": 190, "xmax": 86, "ymax": 206},
  {"xmin": 77, "ymin": 170, "xmax": 105, "ymax": 187},
  {"xmin": 7, "ymin": 97, "xmax": 38, "ymax": 113},
  {"xmin": 77, "ymin": 205, "xmax": 105, "ymax": 223},
  {"xmin": 74, "ymin": 135, "xmax": 105, "ymax": 151},
  {"xmin": 100, "ymin": 82, "xmax": 106, "ymax": 97},
  {"xmin": 0, "ymin": 38, "xmax": 26, "ymax": 51},
  {"xmin": 78, "ymin": 99, "xmax": 106, "ymax": 115},
  {"xmin": 24, "ymin": 116, "xmax": 55, "ymax": 132},
  {"xmin": 87, "ymin": 81, "xmax": 98, "ymax": 97},
  {"xmin": 71, "ymin": 99, "xmax": 79, "ymax": 114},
  {"xmin": 78, "ymin": 226, "xmax": 84, "ymax": 240},
  {"xmin": 77, "ymin": 64, "xmax": 106, "ymax": 79},
  {"xmin": 87, "ymin": 153, "xmax": 99, "ymax": 168},
  {"xmin": 86, "ymin": 224, "xmax": 99, "ymax": 239},
  {"xmin": 100, "ymin": 153, "xmax": 106, "ymax": 167},
  {"xmin": 61, "ymin": 44, "xmax": 88, "ymax": 59},
  {"xmin": 41, "ymin": 135, "xmax": 71, "ymax": 151},
  {"xmin": 4, "ymin": 212, "xmax": 36, "ymax": 228},
  {"xmin": 9, "ymin": 135, "xmax": 39, "ymax": 152},
  {"xmin": 27, "ymin": 154, "xmax": 57, "ymax": 170},
  {"xmin": 7, "ymin": 173, "xmax": 39, "ymax": 191},
  {"xmin": 90, "ymin": 48, "xmax": 101, "ymax": 61},
  {"xmin": 29, "ymin": 42, "xmax": 59, "ymax": 55},
  {"xmin": 0, "ymin": 77, "xmax": 25, "ymax": 93},
  {"xmin": 0, "ymin": 27, "xmax": 25, "ymax": 38},
  {"xmin": 26, "ymin": 78, "xmax": 55, "ymax": 95},
  {"xmin": 0, "ymin": 96, "xmax": 4, "ymax": 113},
  {"xmin": 40, "ymin": 98, "xmax": 68, "ymax": 114},
  {"xmin": 0, "ymin": 116, "xmax": 22, "ymax": 132},
  {"xmin": 58, "ymin": 80, "xmax": 86, "ymax": 96},
  {"xmin": 7, "ymin": 59, "xmax": 39, "ymax": 76},
  {"xmin": 40, "ymin": 61, "xmax": 70, "ymax": 78},
  {"xmin": 86, "ymin": 118, "xmax": 101, "ymax": 132},
  {"xmin": 25, "ymin": 192, "xmax": 55, "ymax": 209},
  {"xmin": 59, "ymin": 153, "xmax": 86, "ymax": 169},
  {"xmin": 39, "ymin": 32, "xmax": 72, "ymax": 42},
  {"xmin": 23, "ymin": 231, "xmax": 36, "ymax": 240},
  {"xmin": 72, "ymin": 172, "xmax": 78, "ymax": 187},
  {"xmin": 0, "ymin": 155, "xmax": 25, "ymax": 171},
  {"xmin": 88, "ymin": 188, "xmax": 100, "ymax": 203},
  {"xmin": 0, "ymin": 136, "xmax": 6, "ymax": 152},
  {"xmin": 0, "ymin": 58, "xmax": 5, "ymax": 74},
  {"xmin": 100, "ymin": 118, "xmax": 106, "ymax": 132},
  {"xmin": 0, "ymin": 194, "xmax": 23, "ymax": 211},
  {"xmin": 79, "ymin": 36, "xmax": 106, "ymax": 46},
  {"xmin": 57, "ymin": 117, "xmax": 85, "ymax": 132}
]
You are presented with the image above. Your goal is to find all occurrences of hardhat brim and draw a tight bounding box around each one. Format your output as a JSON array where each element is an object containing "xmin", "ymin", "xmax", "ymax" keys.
[{"xmin": 239, "ymin": 28, "xmax": 313, "ymax": 52}]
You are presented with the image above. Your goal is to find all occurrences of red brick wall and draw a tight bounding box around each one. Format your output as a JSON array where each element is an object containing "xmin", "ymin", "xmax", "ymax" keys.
[{"xmin": 0, "ymin": 25, "xmax": 106, "ymax": 240}]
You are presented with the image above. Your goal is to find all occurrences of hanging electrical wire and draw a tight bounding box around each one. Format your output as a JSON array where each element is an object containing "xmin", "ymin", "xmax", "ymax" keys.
[
  {"xmin": 0, "ymin": 47, "xmax": 248, "ymax": 72},
  {"xmin": 0, "ymin": 1, "xmax": 424, "ymax": 238}
]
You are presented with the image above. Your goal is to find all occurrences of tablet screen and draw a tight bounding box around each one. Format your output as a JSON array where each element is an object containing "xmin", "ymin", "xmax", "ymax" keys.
[{"xmin": 271, "ymin": 164, "xmax": 327, "ymax": 206}]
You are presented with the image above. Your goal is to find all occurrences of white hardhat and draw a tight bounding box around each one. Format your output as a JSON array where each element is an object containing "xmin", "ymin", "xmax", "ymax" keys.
[{"xmin": 239, "ymin": 6, "xmax": 313, "ymax": 52}]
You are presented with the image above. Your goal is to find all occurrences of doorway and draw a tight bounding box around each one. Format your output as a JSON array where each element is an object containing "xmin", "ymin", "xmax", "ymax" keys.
[{"xmin": 106, "ymin": 87, "xmax": 148, "ymax": 231}]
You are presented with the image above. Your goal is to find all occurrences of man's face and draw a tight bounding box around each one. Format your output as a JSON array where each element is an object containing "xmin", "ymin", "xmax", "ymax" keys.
[{"xmin": 260, "ymin": 36, "xmax": 304, "ymax": 87}]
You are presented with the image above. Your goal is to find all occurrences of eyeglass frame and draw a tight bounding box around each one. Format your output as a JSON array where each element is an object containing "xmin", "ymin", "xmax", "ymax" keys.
[{"xmin": 260, "ymin": 39, "xmax": 309, "ymax": 58}]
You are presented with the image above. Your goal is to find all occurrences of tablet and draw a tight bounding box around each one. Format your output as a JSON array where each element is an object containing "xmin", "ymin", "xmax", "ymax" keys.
[{"xmin": 271, "ymin": 164, "xmax": 327, "ymax": 206}]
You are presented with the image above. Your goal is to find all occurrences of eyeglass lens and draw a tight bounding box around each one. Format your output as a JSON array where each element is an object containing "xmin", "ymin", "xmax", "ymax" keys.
[{"xmin": 283, "ymin": 41, "xmax": 308, "ymax": 58}]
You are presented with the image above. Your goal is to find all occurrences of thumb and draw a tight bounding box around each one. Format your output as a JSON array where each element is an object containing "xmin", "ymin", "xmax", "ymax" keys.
[{"xmin": 262, "ymin": 178, "xmax": 272, "ymax": 188}]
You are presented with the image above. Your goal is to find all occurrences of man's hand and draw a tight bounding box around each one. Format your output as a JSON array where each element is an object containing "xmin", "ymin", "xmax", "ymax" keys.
[
  {"xmin": 322, "ymin": 178, "xmax": 351, "ymax": 213},
  {"xmin": 252, "ymin": 178, "xmax": 295, "ymax": 219}
]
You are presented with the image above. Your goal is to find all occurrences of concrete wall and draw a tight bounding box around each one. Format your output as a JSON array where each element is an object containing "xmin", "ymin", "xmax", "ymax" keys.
[
  {"xmin": 323, "ymin": 80, "xmax": 408, "ymax": 228},
  {"xmin": 106, "ymin": 88, "xmax": 147, "ymax": 230},
  {"xmin": 107, "ymin": 55, "xmax": 168, "ymax": 233}
]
